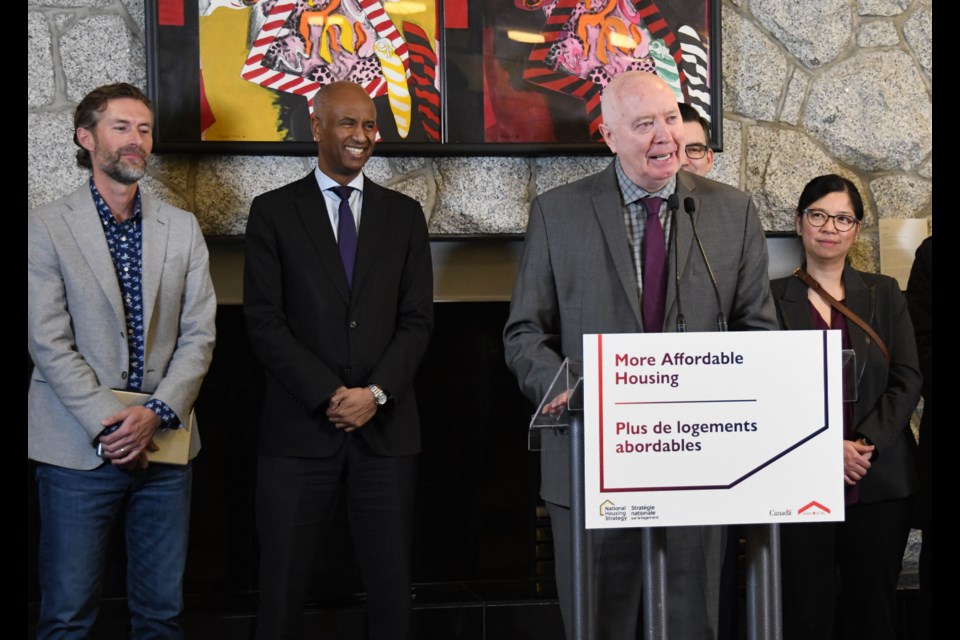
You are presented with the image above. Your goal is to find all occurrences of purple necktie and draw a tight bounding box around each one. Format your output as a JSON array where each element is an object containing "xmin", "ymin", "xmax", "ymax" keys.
[
  {"xmin": 331, "ymin": 185, "xmax": 357, "ymax": 288},
  {"xmin": 641, "ymin": 196, "xmax": 666, "ymax": 333}
]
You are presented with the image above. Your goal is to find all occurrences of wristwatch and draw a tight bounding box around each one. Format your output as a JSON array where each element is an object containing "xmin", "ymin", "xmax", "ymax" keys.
[{"xmin": 368, "ymin": 384, "xmax": 388, "ymax": 406}]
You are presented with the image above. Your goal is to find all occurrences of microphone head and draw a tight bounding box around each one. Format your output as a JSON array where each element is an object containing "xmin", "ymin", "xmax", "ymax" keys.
[
  {"xmin": 684, "ymin": 197, "xmax": 697, "ymax": 214},
  {"xmin": 667, "ymin": 193, "xmax": 680, "ymax": 211}
]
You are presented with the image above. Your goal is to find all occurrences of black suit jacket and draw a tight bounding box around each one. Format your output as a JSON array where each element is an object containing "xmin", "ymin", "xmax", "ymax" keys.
[
  {"xmin": 243, "ymin": 173, "xmax": 433, "ymax": 458},
  {"xmin": 771, "ymin": 266, "xmax": 921, "ymax": 503},
  {"xmin": 906, "ymin": 236, "xmax": 932, "ymax": 523}
]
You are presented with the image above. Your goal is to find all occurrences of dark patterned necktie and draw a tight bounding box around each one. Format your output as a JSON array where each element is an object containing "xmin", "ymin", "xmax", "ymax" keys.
[
  {"xmin": 641, "ymin": 196, "xmax": 666, "ymax": 333},
  {"xmin": 331, "ymin": 185, "xmax": 357, "ymax": 288}
]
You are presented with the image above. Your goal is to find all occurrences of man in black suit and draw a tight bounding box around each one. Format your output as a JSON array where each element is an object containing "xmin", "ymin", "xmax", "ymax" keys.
[{"xmin": 243, "ymin": 81, "xmax": 434, "ymax": 640}]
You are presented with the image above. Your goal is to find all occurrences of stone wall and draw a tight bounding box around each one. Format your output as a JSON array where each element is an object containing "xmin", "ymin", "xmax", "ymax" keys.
[{"xmin": 28, "ymin": 0, "xmax": 932, "ymax": 271}]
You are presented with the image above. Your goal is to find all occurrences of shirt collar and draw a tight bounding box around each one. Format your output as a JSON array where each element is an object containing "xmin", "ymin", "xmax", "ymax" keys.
[
  {"xmin": 314, "ymin": 167, "xmax": 365, "ymax": 194},
  {"xmin": 89, "ymin": 175, "xmax": 142, "ymax": 225},
  {"xmin": 614, "ymin": 158, "xmax": 676, "ymax": 205}
]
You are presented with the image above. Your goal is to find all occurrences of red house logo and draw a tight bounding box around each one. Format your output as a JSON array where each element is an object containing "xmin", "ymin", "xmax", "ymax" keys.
[{"xmin": 798, "ymin": 501, "xmax": 831, "ymax": 516}]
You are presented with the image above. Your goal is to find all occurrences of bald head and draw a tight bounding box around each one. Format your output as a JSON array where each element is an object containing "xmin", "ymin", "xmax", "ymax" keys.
[
  {"xmin": 598, "ymin": 71, "xmax": 684, "ymax": 192},
  {"xmin": 600, "ymin": 71, "xmax": 676, "ymax": 130},
  {"xmin": 314, "ymin": 81, "xmax": 376, "ymax": 127}
]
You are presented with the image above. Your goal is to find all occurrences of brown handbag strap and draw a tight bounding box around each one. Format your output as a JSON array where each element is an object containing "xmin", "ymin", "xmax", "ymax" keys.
[{"xmin": 793, "ymin": 267, "xmax": 890, "ymax": 366}]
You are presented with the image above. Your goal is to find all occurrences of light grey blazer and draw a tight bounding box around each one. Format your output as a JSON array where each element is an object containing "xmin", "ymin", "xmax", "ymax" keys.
[
  {"xmin": 28, "ymin": 184, "xmax": 217, "ymax": 470},
  {"xmin": 504, "ymin": 163, "xmax": 778, "ymax": 505}
]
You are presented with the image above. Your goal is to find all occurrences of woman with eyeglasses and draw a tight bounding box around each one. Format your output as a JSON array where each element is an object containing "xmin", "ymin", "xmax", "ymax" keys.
[{"xmin": 772, "ymin": 174, "xmax": 922, "ymax": 640}]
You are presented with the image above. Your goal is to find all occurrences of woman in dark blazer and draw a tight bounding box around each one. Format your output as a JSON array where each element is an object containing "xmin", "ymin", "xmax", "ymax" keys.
[{"xmin": 772, "ymin": 174, "xmax": 921, "ymax": 640}]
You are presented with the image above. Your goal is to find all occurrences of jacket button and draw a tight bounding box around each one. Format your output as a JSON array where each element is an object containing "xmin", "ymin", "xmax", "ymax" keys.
[
  {"xmin": 349, "ymin": 321, "xmax": 357, "ymax": 329},
  {"xmin": 121, "ymin": 371, "xmax": 128, "ymax": 380}
]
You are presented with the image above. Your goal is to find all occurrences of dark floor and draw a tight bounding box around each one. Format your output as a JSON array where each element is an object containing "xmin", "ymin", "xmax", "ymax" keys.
[
  {"xmin": 26, "ymin": 580, "xmax": 924, "ymax": 639},
  {"xmin": 26, "ymin": 580, "xmax": 564, "ymax": 640}
]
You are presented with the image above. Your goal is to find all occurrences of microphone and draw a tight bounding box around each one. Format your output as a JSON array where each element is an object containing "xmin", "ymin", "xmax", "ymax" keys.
[
  {"xmin": 684, "ymin": 197, "xmax": 728, "ymax": 332},
  {"xmin": 667, "ymin": 194, "xmax": 685, "ymax": 333}
]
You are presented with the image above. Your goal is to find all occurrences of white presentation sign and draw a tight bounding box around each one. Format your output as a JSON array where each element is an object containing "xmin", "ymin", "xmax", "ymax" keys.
[{"xmin": 582, "ymin": 330, "xmax": 845, "ymax": 529}]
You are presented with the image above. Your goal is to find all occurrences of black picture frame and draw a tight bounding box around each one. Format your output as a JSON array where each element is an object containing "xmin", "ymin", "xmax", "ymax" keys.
[{"xmin": 147, "ymin": 0, "xmax": 721, "ymax": 156}]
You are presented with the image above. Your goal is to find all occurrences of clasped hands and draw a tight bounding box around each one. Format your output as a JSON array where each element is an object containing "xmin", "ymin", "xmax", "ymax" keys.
[
  {"xmin": 843, "ymin": 437, "xmax": 875, "ymax": 485},
  {"xmin": 98, "ymin": 405, "xmax": 161, "ymax": 470},
  {"xmin": 327, "ymin": 385, "xmax": 377, "ymax": 432}
]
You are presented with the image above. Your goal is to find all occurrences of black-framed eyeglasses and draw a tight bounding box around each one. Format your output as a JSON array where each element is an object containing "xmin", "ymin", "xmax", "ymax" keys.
[
  {"xmin": 802, "ymin": 208, "xmax": 860, "ymax": 232},
  {"xmin": 684, "ymin": 143, "xmax": 708, "ymax": 159}
]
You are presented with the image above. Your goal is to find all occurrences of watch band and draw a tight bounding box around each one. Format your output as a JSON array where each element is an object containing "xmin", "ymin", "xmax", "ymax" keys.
[{"xmin": 368, "ymin": 384, "xmax": 387, "ymax": 406}]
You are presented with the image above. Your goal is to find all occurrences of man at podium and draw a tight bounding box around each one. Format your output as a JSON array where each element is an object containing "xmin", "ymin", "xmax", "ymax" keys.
[{"xmin": 504, "ymin": 71, "xmax": 777, "ymax": 640}]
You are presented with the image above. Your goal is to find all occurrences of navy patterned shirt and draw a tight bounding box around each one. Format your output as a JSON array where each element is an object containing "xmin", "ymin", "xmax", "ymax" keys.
[{"xmin": 90, "ymin": 178, "xmax": 180, "ymax": 429}]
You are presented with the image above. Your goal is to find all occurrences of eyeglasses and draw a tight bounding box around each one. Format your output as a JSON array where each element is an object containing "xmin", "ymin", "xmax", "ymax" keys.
[
  {"xmin": 802, "ymin": 208, "xmax": 860, "ymax": 232},
  {"xmin": 684, "ymin": 144, "xmax": 708, "ymax": 159}
]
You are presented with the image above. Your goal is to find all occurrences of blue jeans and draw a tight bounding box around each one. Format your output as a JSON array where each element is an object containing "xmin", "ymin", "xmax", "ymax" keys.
[{"xmin": 35, "ymin": 461, "xmax": 193, "ymax": 640}]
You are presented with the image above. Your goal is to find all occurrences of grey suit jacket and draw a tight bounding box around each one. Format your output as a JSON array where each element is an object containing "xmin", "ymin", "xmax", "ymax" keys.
[
  {"xmin": 771, "ymin": 266, "xmax": 921, "ymax": 502},
  {"xmin": 504, "ymin": 163, "xmax": 778, "ymax": 505},
  {"xmin": 28, "ymin": 184, "xmax": 217, "ymax": 470}
]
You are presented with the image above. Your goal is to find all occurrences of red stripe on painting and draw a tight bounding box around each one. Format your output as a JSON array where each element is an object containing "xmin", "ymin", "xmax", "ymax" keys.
[
  {"xmin": 570, "ymin": 81, "xmax": 594, "ymax": 98},
  {"xmin": 199, "ymin": 70, "xmax": 215, "ymax": 133},
  {"xmin": 528, "ymin": 48, "xmax": 547, "ymax": 62},
  {"xmin": 638, "ymin": 3, "xmax": 658, "ymax": 19},
  {"xmin": 407, "ymin": 43, "xmax": 436, "ymax": 62},
  {"xmin": 293, "ymin": 83, "xmax": 321, "ymax": 96},
  {"xmin": 278, "ymin": 78, "xmax": 303, "ymax": 92},
  {"xmin": 647, "ymin": 18, "xmax": 669, "ymax": 34},
  {"xmin": 263, "ymin": 72, "xmax": 286, "ymax": 86},
  {"xmin": 417, "ymin": 108, "xmax": 440, "ymax": 127},
  {"xmin": 157, "ymin": 0, "xmax": 183, "ymax": 26},
  {"xmin": 242, "ymin": 67, "xmax": 269, "ymax": 80},
  {"xmin": 445, "ymin": 0, "xmax": 468, "ymax": 29}
]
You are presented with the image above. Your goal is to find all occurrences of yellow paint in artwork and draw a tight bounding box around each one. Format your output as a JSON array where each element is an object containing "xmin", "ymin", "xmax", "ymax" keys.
[
  {"xmin": 199, "ymin": 7, "xmax": 286, "ymax": 141},
  {"xmin": 382, "ymin": 1, "xmax": 437, "ymax": 52}
]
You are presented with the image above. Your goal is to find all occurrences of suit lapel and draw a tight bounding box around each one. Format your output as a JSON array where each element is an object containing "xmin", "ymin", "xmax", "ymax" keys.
[
  {"xmin": 592, "ymin": 165, "xmax": 643, "ymax": 328},
  {"xmin": 140, "ymin": 193, "xmax": 168, "ymax": 335},
  {"xmin": 841, "ymin": 265, "xmax": 874, "ymax": 385},
  {"xmin": 61, "ymin": 187, "xmax": 125, "ymax": 326},
  {"xmin": 775, "ymin": 273, "xmax": 812, "ymax": 331},
  {"xmin": 352, "ymin": 179, "xmax": 387, "ymax": 297},
  {"xmin": 665, "ymin": 172, "xmax": 697, "ymax": 327},
  {"xmin": 293, "ymin": 174, "xmax": 351, "ymax": 305}
]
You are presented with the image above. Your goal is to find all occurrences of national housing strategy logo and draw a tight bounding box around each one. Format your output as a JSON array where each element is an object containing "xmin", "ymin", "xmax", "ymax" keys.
[
  {"xmin": 797, "ymin": 500, "xmax": 831, "ymax": 517},
  {"xmin": 769, "ymin": 500, "xmax": 832, "ymax": 518}
]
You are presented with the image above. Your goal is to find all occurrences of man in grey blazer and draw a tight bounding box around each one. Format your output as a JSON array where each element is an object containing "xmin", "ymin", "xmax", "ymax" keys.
[
  {"xmin": 504, "ymin": 71, "xmax": 777, "ymax": 639},
  {"xmin": 28, "ymin": 83, "xmax": 216, "ymax": 639}
]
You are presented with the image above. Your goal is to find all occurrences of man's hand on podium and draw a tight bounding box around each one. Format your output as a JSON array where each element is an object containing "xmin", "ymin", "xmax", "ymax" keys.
[{"xmin": 543, "ymin": 389, "xmax": 572, "ymax": 415}]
